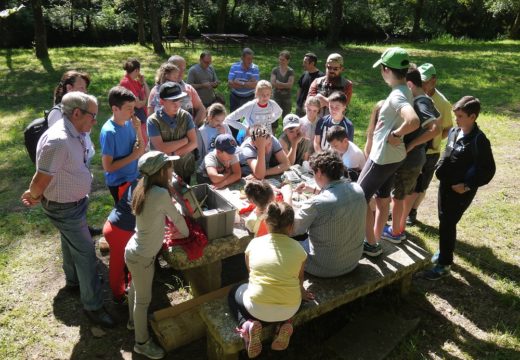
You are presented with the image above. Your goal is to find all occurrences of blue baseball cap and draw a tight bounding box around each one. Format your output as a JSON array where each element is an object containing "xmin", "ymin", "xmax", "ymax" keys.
[{"xmin": 215, "ymin": 134, "xmax": 239, "ymax": 155}]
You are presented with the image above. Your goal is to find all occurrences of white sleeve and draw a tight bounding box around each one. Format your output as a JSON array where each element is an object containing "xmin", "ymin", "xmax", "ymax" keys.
[
  {"xmin": 269, "ymin": 100, "xmax": 283, "ymax": 124},
  {"xmin": 224, "ymin": 102, "xmax": 251, "ymax": 131}
]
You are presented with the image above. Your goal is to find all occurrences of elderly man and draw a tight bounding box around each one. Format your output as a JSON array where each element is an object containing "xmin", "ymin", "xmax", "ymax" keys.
[
  {"xmin": 295, "ymin": 53, "xmax": 324, "ymax": 116},
  {"xmin": 187, "ymin": 50, "xmax": 220, "ymax": 108},
  {"xmin": 168, "ymin": 54, "xmax": 207, "ymax": 126},
  {"xmin": 307, "ymin": 53, "xmax": 353, "ymax": 116},
  {"xmin": 21, "ymin": 92, "xmax": 115, "ymax": 328},
  {"xmin": 228, "ymin": 47, "xmax": 260, "ymax": 112},
  {"xmin": 284, "ymin": 150, "xmax": 366, "ymax": 277}
]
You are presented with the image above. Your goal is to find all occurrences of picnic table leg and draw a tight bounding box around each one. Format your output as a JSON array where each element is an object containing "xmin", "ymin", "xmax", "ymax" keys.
[
  {"xmin": 400, "ymin": 273, "xmax": 412, "ymax": 298},
  {"xmin": 207, "ymin": 332, "xmax": 238, "ymax": 360},
  {"xmin": 183, "ymin": 260, "xmax": 222, "ymax": 297}
]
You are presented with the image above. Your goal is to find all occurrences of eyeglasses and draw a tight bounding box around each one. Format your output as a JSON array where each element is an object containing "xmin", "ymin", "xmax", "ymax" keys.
[
  {"xmin": 80, "ymin": 108, "xmax": 97, "ymax": 119},
  {"xmin": 326, "ymin": 65, "xmax": 341, "ymax": 71}
]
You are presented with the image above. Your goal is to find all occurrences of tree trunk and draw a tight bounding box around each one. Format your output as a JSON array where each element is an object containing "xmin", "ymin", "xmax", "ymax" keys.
[
  {"xmin": 135, "ymin": 0, "xmax": 146, "ymax": 44},
  {"xmin": 230, "ymin": 0, "xmax": 240, "ymax": 20},
  {"xmin": 31, "ymin": 0, "xmax": 48, "ymax": 59},
  {"xmin": 216, "ymin": 0, "xmax": 227, "ymax": 33},
  {"xmin": 85, "ymin": 0, "xmax": 92, "ymax": 31},
  {"xmin": 510, "ymin": 10, "xmax": 520, "ymax": 39},
  {"xmin": 179, "ymin": 0, "xmax": 189, "ymax": 39},
  {"xmin": 149, "ymin": 0, "xmax": 165, "ymax": 54},
  {"xmin": 412, "ymin": 0, "xmax": 425, "ymax": 39},
  {"xmin": 325, "ymin": 0, "xmax": 343, "ymax": 48},
  {"xmin": 69, "ymin": 0, "xmax": 74, "ymax": 34}
]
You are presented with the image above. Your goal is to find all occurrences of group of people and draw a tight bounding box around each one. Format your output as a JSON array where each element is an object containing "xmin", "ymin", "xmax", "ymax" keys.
[{"xmin": 20, "ymin": 45, "xmax": 495, "ymax": 359}]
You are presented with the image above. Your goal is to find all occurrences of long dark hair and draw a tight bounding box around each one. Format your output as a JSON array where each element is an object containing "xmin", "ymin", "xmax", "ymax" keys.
[
  {"xmin": 131, "ymin": 162, "xmax": 172, "ymax": 216},
  {"xmin": 53, "ymin": 70, "xmax": 91, "ymax": 105}
]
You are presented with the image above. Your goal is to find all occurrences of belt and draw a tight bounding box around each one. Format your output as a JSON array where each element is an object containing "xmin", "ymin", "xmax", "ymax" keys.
[{"xmin": 42, "ymin": 196, "xmax": 86, "ymax": 207}]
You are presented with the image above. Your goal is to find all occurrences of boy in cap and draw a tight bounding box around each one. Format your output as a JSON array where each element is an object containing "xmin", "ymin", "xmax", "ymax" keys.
[
  {"xmin": 278, "ymin": 114, "xmax": 313, "ymax": 166},
  {"xmin": 307, "ymin": 53, "xmax": 353, "ymax": 117},
  {"xmin": 326, "ymin": 125, "xmax": 366, "ymax": 182},
  {"xmin": 357, "ymin": 47, "xmax": 419, "ymax": 256},
  {"xmin": 197, "ymin": 133, "xmax": 242, "ymax": 188},
  {"xmin": 407, "ymin": 63, "xmax": 454, "ymax": 225},
  {"xmin": 147, "ymin": 81, "xmax": 198, "ymax": 184}
]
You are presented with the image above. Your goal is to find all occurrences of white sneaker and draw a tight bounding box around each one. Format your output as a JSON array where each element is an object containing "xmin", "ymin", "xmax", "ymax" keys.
[{"xmin": 134, "ymin": 338, "xmax": 165, "ymax": 359}]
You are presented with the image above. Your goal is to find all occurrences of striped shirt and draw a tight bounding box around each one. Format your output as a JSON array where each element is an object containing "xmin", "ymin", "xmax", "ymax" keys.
[
  {"xmin": 227, "ymin": 61, "xmax": 260, "ymax": 97},
  {"xmin": 293, "ymin": 179, "xmax": 366, "ymax": 277},
  {"xmin": 36, "ymin": 116, "xmax": 92, "ymax": 203}
]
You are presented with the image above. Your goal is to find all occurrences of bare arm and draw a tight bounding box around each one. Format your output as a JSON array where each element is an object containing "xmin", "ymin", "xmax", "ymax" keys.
[
  {"xmin": 207, "ymin": 161, "xmax": 242, "ymax": 189},
  {"xmin": 407, "ymin": 119, "xmax": 440, "ymax": 153},
  {"xmin": 149, "ymin": 135, "xmax": 189, "ymax": 155},
  {"xmin": 174, "ymin": 128, "xmax": 198, "ymax": 156},
  {"xmin": 265, "ymin": 149, "xmax": 290, "ymax": 176},
  {"xmin": 21, "ymin": 171, "xmax": 53, "ymax": 206},
  {"xmin": 313, "ymin": 134, "xmax": 322, "ymax": 153}
]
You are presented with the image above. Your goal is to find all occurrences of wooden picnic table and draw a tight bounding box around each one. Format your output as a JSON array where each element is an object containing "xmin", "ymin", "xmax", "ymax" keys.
[{"xmin": 201, "ymin": 33, "xmax": 248, "ymax": 49}]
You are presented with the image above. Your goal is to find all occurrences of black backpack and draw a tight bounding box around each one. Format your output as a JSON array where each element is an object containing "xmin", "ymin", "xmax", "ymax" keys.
[{"xmin": 24, "ymin": 105, "xmax": 60, "ymax": 163}]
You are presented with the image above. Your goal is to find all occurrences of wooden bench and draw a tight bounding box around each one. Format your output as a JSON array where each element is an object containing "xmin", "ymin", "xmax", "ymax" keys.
[
  {"xmin": 162, "ymin": 35, "xmax": 195, "ymax": 51},
  {"xmin": 199, "ymin": 240, "xmax": 431, "ymax": 359}
]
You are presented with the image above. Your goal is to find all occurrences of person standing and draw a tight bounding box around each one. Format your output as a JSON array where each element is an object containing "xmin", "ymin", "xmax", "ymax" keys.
[
  {"xmin": 270, "ymin": 50, "xmax": 295, "ymax": 123},
  {"xmin": 187, "ymin": 51, "xmax": 220, "ymax": 108},
  {"xmin": 21, "ymin": 92, "xmax": 115, "ymax": 328},
  {"xmin": 295, "ymin": 53, "xmax": 323, "ymax": 116}
]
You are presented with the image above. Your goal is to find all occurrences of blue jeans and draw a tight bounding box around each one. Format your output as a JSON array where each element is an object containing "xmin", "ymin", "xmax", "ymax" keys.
[{"xmin": 42, "ymin": 197, "xmax": 103, "ymax": 310}]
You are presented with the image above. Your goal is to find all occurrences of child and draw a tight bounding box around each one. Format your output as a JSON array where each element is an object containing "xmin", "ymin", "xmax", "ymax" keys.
[
  {"xmin": 424, "ymin": 96, "xmax": 495, "ymax": 280},
  {"xmin": 224, "ymin": 80, "xmax": 283, "ymax": 140},
  {"xmin": 363, "ymin": 100, "xmax": 385, "ymax": 158},
  {"xmin": 147, "ymin": 62, "xmax": 180, "ymax": 114},
  {"xmin": 197, "ymin": 103, "xmax": 233, "ymax": 162},
  {"xmin": 100, "ymin": 86, "xmax": 145, "ymax": 203},
  {"xmin": 325, "ymin": 125, "xmax": 366, "ymax": 181},
  {"xmin": 278, "ymin": 114, "xmax": 313, "ymax": 166},
  {"xmin": 244, "ymin": 179, "xmax": 274, "ymax": 237},
  {"xmin": 300, "ymin": 96, "xmax": 321, "ymax": 142},
  {"xmin": 197, "ymin": 134, "xmax": 242, "ymax": 188},
  {"xmin": 314, "ymin": 92, "xmax": 354, "ymax": 153},
  {"xmin": 125, "ymin": 151, "xmax": 189, "ymax": 359}
]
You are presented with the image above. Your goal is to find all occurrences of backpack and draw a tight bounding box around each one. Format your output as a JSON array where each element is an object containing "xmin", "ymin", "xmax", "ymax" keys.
[{"xmin": 24, "ymin": 105, "xmax": 60, "ymax": 163}]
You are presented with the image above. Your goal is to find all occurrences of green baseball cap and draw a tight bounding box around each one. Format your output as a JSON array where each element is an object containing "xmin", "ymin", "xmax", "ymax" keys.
[
  {"xmin": 418, "ymin": 63, "xmax": 436, "ymax": 81},
  {"xmin": 372, "ymin": 47, "xmax": 410, "ymax": 69},
  {"xmin": 138, "ymin": 151, "xmax": 179, "ymax": 177}
]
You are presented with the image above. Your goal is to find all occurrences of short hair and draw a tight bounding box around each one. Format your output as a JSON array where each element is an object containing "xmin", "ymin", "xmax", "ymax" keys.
[
  {"xmin": 309, "ymin": 150, "xmax": 343, "ymax": 181},
  {"xmin": 61, "ymin": 92, "xmax": 98, "ymax": 118},
  {"xmin": 108, "ymin": 86, "xmax": 136, "ymax": 108},
  {"xmin": 305, "ymin": 96, "xmax": 321, "ymax": 108},
  {"xmin": 244, "ymin": 179, "xmax": 274, "ymax": 210},
  {"xmin": 406, "ymin": 67, "xmax": 422, "ymax": 87},
  {"xmin": 200, "ymin": 50, "xmax": 211, "ymax": 60},
  {"xmin": 266, "ymin": 201, "xmax": 294, "ymax": 233},
  {"xmin": 255, "ymin": 80, "xmax": 272, "ymax": 95},
  {"xmin": 168, "ymin": 55, "xmax": 185, "ymax": 66},
  {"xmin": 242, "ymin": 48, "xmax": 254, "ymax": 57},
  {"xmin": 155, "ymin": 62, "xmax": 179, "ymax": 85},
  {"xmin": 453, "ymin": 96, "xmax": 481, "ymax": 118},
  {"xmin": 304, "ymin": 52, "xmax": 318, "ymax": 66},
  {"xmin": 328, "ymin": 91, "xmax": 348, "ymax": 106},
  {"xmin": 382, "ymin": 65, "xmax": 408, "ymax": 80},
  {"xmin": 279, "ymin": 50, "xmax": 291, "ymax": 60},
  {"xmin": 250, "ymin": 123, "xmax": 271, "ymax": 141},
  {"xmin": 53, "ymin": 70, "xmax": 91, "ymax": 105},
  {"xmin": 123, "ymin": 58, "xmax": 140, "ymax": 73},
  {"xmin": 207, "ymin": 103, "xmax": 226, "ymax": 119},
  {"xmin": 326, "ymin": 125, "xmax": 348, "ymax": 143}
]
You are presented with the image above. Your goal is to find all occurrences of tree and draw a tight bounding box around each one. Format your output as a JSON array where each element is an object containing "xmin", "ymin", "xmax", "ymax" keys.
[
  {"xmin": 149, "ymin": 0, "xmax": 164, "ymax": 54},
  {"xmin": 31, "ymin": 0, "xmax": 48, "ymax": 58},
  {"xmin": 216, "ymin": 0, "xmax": 227, "ymax": 33},
  {"xmin": 325, "ymin": 0, "xmax": 343, "ymax": 48},
  {"xmin": 135, "ymin": 0, "xmax": 146, "ymax": 45},
  {"xmin": 412, "ymin": 0, "xmax": 425, "ymax": 38},
  {"xmin": 179, "ymin": 0, "xmax": 189, "ymax": 39}
]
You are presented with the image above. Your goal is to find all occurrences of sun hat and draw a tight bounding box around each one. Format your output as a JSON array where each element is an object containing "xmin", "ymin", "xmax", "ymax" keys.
[
  {"xmin": 215, "ymin": 134, "xmax": 240, "ymax": 155},
  {"xmin": 138, "ymin": 151, "xmax": 179, "ymax": 177},
  {"xmin": 418, "ymin": 63, "xmax": 437, "ymax": 81},
  {"xmin": 159, "ymin": 81, "xmax": 187, "ymax": 101},
  {"xmin": 282, "ymin": 114, "xmax": 301, "ymax": 131},
  {"xmin": 372, "ymin": 47, "xmax": 410, "ymax": 69}
]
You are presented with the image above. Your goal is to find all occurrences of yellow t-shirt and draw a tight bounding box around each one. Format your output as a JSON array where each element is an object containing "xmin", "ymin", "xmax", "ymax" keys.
[
  {"xmin": 427, "ymin": 89, "xmax": 453, "ymax": 154},
  {"xmin": 245, "ymin": 233, "xmax": 307, "ymax": 308}
]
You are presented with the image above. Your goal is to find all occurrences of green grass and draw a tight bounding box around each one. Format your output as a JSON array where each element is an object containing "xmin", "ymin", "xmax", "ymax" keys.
[{"xmin": 1, "ymin": 40, "xmax": 519, "ymax": 359}]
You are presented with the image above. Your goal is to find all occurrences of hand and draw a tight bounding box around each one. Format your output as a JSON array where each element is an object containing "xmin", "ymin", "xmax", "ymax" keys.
[
  {"xmin": 301, "ymin": 288, "xmax": 315, "ymax": 301},
  {"xmin": 133, "ymin": 140, "xmax": 145, "ymax": 158},
  {"xmin": 131, "ymin": 115, "xmax": 140, "ymax": 129},
  {"xmin": 216, "ymin": 124, "xmax": 226, "ymax": 134},
  {"xmin": 294, "ymin": 182, "xmax": 306, "ymax": 193},
  {"xmin": 21, "ymin": 190, "xmax": 41, "ymax": 207},
  {"xmin": 387, "ymin": 132, "xmax": 401, "ymax": 146},
  {"xmin": 290, "ymin": 132, "xmax": 303, "ymax": 147},
  {"xmin": 138, "ymin": 74, "xmax": 145, "ymax": 84},
  {"xmin": 254, "ymin": 134, "xmax": 267, "ymax": 150},
  {"xmin": 451, "ymin": 183, "xmax": 467, "ymax": 194}
]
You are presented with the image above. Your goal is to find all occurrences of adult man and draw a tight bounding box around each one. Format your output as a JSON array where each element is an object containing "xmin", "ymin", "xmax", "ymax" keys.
[
  {"xmin": 295, "ymin": 53, "xmax": 324, "ymax": 116},
  {"xmin": 407, "ymin": 63, "xmax": 453, "ymax": 225},
  {"xmin": 228, "ymin": 48, "xmax": 260, "ymax": 112},
  {"xmin": 307, "ymin": 53, "xmax": 353, "ymax": 116},
  {"xmin": 186, "ymin": 51, "xmax": 219, "ymax": 108},
  {"xmin": 285, "ymin": 151, "xmax": 366, "ymax": 277},
  {"xmin": 167, "ymin": 54, "xmax": 207, "ymax": 126},
  {"xmin": 21, "ymin": 92, "xmax": 115, "ymax": 328}
]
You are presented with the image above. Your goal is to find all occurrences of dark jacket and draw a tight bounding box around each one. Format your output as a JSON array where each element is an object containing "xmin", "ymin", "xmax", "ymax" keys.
[{"xmin": 435, "ymin": 123, "xmax": 495, "ymax": 190}]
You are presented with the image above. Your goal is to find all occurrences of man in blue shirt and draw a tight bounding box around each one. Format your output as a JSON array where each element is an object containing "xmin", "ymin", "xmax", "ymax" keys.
[{"xmin": 228, "ymin": 47, "xmax": 260, "ymax": 111}]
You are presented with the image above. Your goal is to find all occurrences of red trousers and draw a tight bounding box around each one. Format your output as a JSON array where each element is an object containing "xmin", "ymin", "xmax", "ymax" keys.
[{"xmin": 102, "ymin": 221, "xmax": 133, "ymax": 300}]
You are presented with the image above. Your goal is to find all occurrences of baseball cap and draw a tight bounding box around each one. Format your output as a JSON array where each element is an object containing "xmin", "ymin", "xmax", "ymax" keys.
[
  {"xmin": 159, "ymin": 81, "xmax": 187, "ymax": 101},
  {"xmin": 138, "ymin": 151, "xmax": 179, "ymax": 176},
  {"xmin": 327, "ymin": 53, "xmax": 344, "ymax": 66},
  {"xmin": 418, "ymin": 63, "xmax": 436, "ymax": 81},
  {"xmin": 282, "ymin": 114, "xmax": 301, "ymax": 131},
  {"xmin": 215, "ymin": 134, "xmax": 240, "ymax": 155},
  {"xmin": 372, "ymin": 47, "xmax": 410, "ymax": 69}
]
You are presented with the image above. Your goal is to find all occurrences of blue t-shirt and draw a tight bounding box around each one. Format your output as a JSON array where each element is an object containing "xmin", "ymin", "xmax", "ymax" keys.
[
  {"xmin": 227, "ymin": 61, "xmax": 260, "ymax": 97},
  {"xmin": 147, "ymin": 109, "xmax": 196, "ymax": 144},
  {"xmin": 239, "ymin": 135, "xmax": 283, "ymax": 176},
  {"xmin": 107, "ymin": 180, "xmax": 137, "ymax": 232},
  {"xmin": 100, "ymin": 118, "xmax": 139, "ymax": 186},
  {"xmin": 315, "ymin": 115, "xmax": 355, "ymax": 151}
]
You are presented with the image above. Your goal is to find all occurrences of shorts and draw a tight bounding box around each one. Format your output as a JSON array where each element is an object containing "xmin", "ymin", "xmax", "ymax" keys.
[
  {"xmin": 415, "ymin": 153, "xmax": 440, "ymax": 193},
  {"xmin": 358, "ymin": 158, "xmax": 403, "ymax": 201},
  {"xmin": 392, "ymin": 165, "xmax": 422, "ymax": 200}
]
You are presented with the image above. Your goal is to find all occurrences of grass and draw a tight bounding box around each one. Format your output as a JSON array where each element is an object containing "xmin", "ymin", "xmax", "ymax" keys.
[{"xmin": 0, "ymin": 39, "xmax": 519, "ymax": 359}]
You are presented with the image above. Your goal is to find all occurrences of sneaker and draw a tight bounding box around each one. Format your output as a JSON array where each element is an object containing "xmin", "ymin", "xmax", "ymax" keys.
[
  {"xmin": 127, "ymin": 320, "xmax": 134, "ymax": 330},
  {"xmin": 406, "ymin": 209, "xmax": 417, "ymax": 226},
  {"xmin": 381, "ymin": 225, "xmax": 405, "ymax": 244},
  {"xmin": 271, "ymin": 322, "xmax": 293, "ymax": 351},
  {"xmin": 422, "ymin": 264, "xmax": 451, "ymax": 281},
  {"xmin": 431, "ymin": 250, "xmax": 440, "ymax": 264},
  {"xmin": 238, "ymin": 320, "xmax": 262, "ymax": 358},
  {"xmin": 363, "ymin": 240, "xmax": 383, "ymax": 257},
  {"xmin": 134, "ymin": 338, "xmax": 165, "ymax": 359}
]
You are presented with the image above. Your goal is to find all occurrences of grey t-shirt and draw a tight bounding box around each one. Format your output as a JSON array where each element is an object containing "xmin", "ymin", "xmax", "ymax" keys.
[
  {"xmin": 186, "ymin": 63, "xmax": 218, "ymax": 106},
  {"xmin": 239, "ymin": 135, "xmax": 283, "ymax": 176},
  {"xmin": 197, "ymin": 149, "xmax": 239, "ymax": 178},
  {"xmin": 369, "ymin": 84, "xmax": 413, "ymax": 165}
]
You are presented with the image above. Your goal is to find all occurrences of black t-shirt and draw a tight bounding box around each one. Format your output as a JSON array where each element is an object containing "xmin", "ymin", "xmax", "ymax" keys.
[{"xmin": 296, "ymin": 70, "xmax": 324, "ymax": 108}]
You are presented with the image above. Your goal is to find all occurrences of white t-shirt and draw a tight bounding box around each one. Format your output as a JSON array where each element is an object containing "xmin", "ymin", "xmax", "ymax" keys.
[{"xmin": 342, "ymin": 141, "xmax": 366, "ymax": 170}]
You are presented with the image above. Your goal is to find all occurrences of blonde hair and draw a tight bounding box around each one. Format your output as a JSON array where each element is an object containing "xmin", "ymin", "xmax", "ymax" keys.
[
  {"xmin": 305, "ymin": 96, "xmax": 321, "ymax": 108},
  {"xmin": 255, "ymin": 80, "xmax": 272, "ymax": 97}
]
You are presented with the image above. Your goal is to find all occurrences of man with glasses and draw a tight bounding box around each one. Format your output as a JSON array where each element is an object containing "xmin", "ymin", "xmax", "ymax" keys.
[
  {"xmin": 307, "ymin": 53, "xmax": 353, "ymax": 117},
  {"xmin": 21, "ymin": 92, "xmax": 116, "ymax": 329},
  {"xmin": 187, "ymin": 51, "xmax": 220, "ymax": 108}
]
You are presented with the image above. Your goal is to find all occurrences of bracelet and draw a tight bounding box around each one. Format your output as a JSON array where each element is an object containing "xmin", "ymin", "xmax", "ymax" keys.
[{"xmin": 313, "ymin": 187, "xmax": 318, "ymax": 194}]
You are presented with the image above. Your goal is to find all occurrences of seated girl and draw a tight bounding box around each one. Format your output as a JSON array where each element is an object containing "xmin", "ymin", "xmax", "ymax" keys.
[{"xmin": 244, "ymin": 179, "xmax": 274, "ymax": 237}]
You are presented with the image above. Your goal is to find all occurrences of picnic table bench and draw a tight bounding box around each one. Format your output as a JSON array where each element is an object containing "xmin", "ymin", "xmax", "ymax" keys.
[
  {"xmin": 162, "ymin": 35, "xmax": 195, "ymax": 50},
  {"xmin": 199, "ymin": 239, "xmax": 431, "ymax": 359},
  {"xmin": 201, "ymin": 33, "xmax": 248, "ymax": 50}
]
